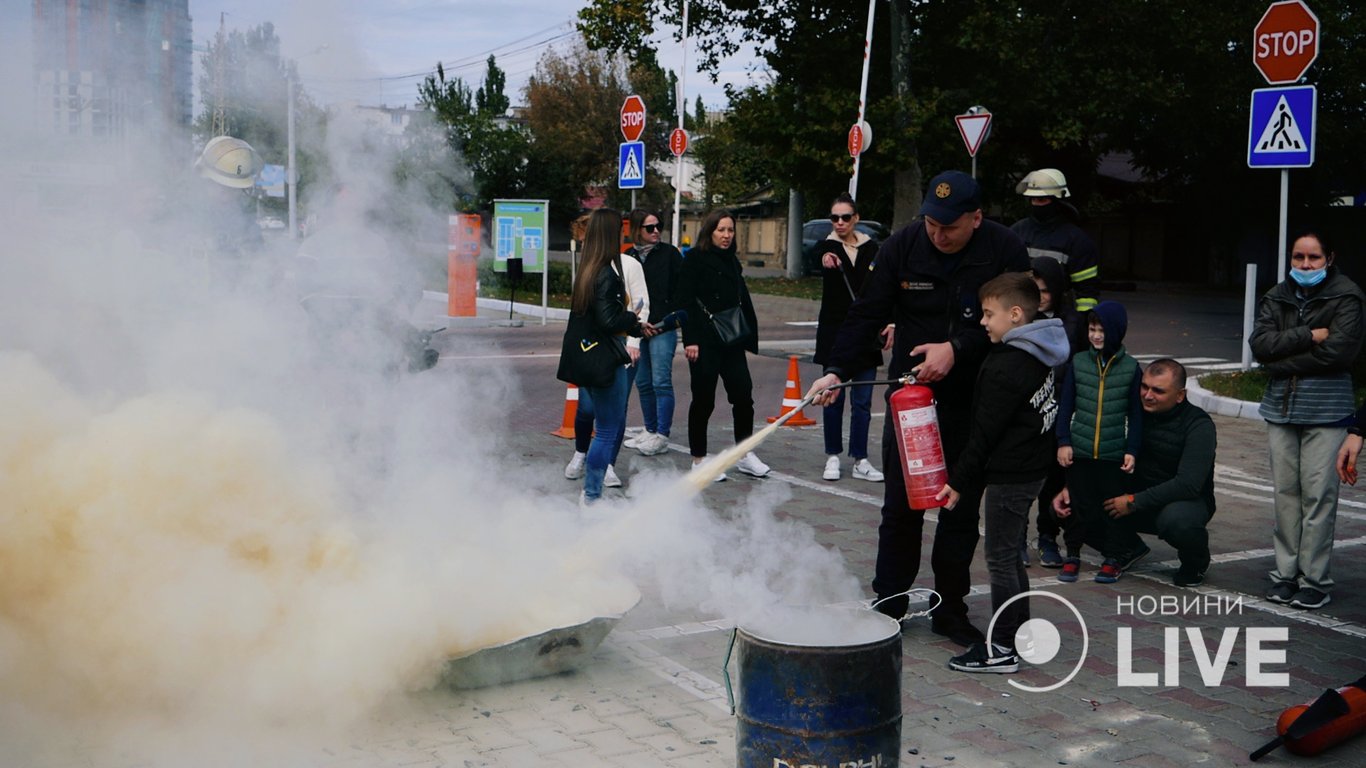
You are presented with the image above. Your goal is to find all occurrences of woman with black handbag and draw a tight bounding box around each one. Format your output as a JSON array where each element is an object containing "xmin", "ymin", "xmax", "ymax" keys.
[
  {"xmin": 676, "ymin": 209, "xmax": 770, "ymax": 480},
  {"xmin": 556, "ymin": 208, "xmax": 648, "ymax": 506}
]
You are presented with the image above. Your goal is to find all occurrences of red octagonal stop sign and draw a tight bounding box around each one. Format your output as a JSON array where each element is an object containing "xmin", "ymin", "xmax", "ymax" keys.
[
  {"xmin": 620, "ymin": 95, "xmax": 646, "ymax": 142},
  {"xmin": 1253, "ymin": 0, "xmax": 1319, "ymax": 84}
]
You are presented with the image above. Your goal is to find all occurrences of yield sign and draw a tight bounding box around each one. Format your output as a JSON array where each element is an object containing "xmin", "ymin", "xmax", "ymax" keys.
[{"xmin": 955, "ymin": 111, "xmax": 992, "ymax": 158}]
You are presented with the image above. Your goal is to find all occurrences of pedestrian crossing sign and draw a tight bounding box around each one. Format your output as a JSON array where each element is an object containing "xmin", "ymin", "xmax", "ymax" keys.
[
  {"xmin": 1247, "ymin": 85, "xmax": 1316, "ymax": 168},
  {"xmin": 618, "ymin": 141, "xmax": 645, "ymax": 189}
]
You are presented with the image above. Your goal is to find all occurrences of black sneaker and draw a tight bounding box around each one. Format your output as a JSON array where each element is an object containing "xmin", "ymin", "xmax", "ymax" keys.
[
  {"xmin": 1290, "ymin": 587, "xmax": 1330, "ymax": 610},
  {"xmin": 1118, "ymin": 542, "xmax": 1152, "ymax": 572},
  {"xmin": 931, "ymin": 615, "xmax": 986, "ymax": 647},
  {"xmin": 1265, "ymin": 581, "xmax": 1297, "ymax": 604},
  {"xmin": 1173, "ymin": 563, "xmax": 1208, "ymax": 587},
  {"xmin": 948, "ymin": 642, "xmax": 1020, "ymax": 674}
]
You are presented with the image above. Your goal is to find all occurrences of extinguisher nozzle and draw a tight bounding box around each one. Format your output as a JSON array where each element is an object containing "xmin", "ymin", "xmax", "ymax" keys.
[{"xmin": 1249, "ymin": 735, "xmax": 1284, "ymax": 761}]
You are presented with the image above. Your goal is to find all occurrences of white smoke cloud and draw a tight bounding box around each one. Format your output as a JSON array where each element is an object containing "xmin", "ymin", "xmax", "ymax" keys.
[{"xmin": 0, "ymin": 9, "xmax": 861, "ymax": 767}]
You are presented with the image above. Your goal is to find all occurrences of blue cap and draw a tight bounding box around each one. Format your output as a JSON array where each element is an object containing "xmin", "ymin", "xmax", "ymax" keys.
[{"xmin": 919, "ymin": 171, "xmax": 981, "ymax": 222}]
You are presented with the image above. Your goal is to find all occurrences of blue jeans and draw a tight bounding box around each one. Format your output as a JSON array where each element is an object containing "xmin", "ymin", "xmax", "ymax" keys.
[
  {"xmin": 574, "ymin": 369, "xmax": 629, "ymax": 465},
  {"xmin": 823, "ymin": 367, "xmax": 875, "ymax": 459},
  {"xmin": 582, "ymin": 365, "xmax": 630, "ymax": 500},
  {"xmin": 634, "ymin": 330, "xmax": 677, "ymax": 436}
]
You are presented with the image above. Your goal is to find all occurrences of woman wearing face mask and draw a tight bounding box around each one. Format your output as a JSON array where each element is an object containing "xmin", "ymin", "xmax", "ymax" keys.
[
  {"xmin": 675, "ymin": 209, "xmax": 769, "ymax": 480},
  {"xmin": 1249, "ymin": 231, "xmax": 1365, "ymax": 610}
]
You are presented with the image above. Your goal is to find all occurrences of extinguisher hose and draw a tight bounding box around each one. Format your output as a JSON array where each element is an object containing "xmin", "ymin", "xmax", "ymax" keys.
[{"xmin": 870, "ymin": 588, "xmax": 943, "ymax": 620}]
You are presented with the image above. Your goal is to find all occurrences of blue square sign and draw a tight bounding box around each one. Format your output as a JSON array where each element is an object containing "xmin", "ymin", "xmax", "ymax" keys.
[
  {"xmin": 618, "ymin": 141, "xmax": 645, "ymax": 189},
  {"xmin": 1248, "ymin": 85, "xmax": 1316, "ymax": 168}
]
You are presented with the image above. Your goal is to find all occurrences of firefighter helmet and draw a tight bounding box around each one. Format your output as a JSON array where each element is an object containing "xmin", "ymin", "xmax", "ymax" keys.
[
  {"xmin": 1016, "ymin": 168, "xmax": 1070, "ymax": 198},
  {"xmin": 195, "ymin": 136, "xmax": 263, "ymax": 189}
]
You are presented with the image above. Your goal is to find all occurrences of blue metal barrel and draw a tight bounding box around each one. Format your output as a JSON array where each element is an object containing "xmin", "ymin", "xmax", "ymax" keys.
[{"xmin": 732, "ymin": 606, "xmax": 902, "ymax": 768}]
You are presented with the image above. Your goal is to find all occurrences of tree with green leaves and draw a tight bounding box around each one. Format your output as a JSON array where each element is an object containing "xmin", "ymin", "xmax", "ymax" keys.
[
  {"xmin": 416, "ymin": 57, "xmax": 530, "ymax": 210},
  {"xmin": 580, "ymin": 0, "xmax": 1366, "ymax": 268}
]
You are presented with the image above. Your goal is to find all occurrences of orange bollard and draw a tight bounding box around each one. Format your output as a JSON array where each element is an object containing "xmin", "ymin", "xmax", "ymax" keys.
[
  {"xmin": 551, "ymin": 384, "xmax": 579, "ymax": 439},
  {"xmin": 766, "ymin": 355, "xmax": 818, "ymax": 427}
]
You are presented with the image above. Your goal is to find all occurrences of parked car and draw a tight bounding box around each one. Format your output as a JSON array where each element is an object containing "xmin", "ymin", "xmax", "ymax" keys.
[{"xmin": 800, "ymin": 218, "xmax": 892, "ymax": 276}]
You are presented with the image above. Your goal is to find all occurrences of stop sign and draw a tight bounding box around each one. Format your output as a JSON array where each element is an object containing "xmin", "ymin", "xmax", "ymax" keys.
[
  {"xmin": 669, "ymin": 128, "xmax": 689, "ymax": 157},
  {"xmin": 1253, "ymin": 0, "xmax": 1319, "ymax": 84},
  {"xmin": 848, "ymin": 121, "xmax": 872, "ymax": 158},
  {"xmin": 620, "ymin": 95, "xmax": 646, "ymax": 142}
]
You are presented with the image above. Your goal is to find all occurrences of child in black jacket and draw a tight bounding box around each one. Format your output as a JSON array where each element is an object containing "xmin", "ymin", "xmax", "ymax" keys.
[{"xmin": 935, "ymin": 273, "xmax": 1071, "ymax": 673}]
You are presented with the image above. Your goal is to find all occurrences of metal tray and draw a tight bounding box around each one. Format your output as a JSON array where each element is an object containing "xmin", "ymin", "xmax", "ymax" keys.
[{"xmin": 440, "ymin": 598, "xmax": 638, "ymax": 690}]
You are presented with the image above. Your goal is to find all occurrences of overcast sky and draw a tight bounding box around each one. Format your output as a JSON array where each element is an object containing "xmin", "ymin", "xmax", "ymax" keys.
[{"xmin": 188, "ymin": 0, "xmax": 764, "ymax": 112}]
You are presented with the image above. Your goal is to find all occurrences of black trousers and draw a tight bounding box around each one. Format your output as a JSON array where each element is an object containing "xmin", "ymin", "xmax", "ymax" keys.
[
  {"xmin": 686, "ymin": 343, "xmax": 755, "ymax": 458},
  {"xmin": 1112, "ymin": 499, "xmax": 1213, "ymax": 571},
  {"xmin": 871, "ymin": 399, "xmax": 982, "ymax": 620},
  {"xmin": 1065, "ymin": 457, "xmax": 1130, "ymax": 559}
]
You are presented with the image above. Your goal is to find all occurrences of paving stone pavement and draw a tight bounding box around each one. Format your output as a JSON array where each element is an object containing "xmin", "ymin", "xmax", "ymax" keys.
[
  {"xmin": 342, "ymin": 293, "xmax": 1366, "ymax": 768},
  {"xmin": 269, "ymin": 400, "xmax": 1365, "ymax": 768}
]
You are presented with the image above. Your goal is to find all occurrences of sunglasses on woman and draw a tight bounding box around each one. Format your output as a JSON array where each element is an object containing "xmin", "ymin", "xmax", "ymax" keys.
[
  {"xmin": 642, "ymin": 223, "xmax": 660, "ymax": 233},
  {"xmin": 829, "ymin": 213, "xmax": 854, "ymax": 223}
]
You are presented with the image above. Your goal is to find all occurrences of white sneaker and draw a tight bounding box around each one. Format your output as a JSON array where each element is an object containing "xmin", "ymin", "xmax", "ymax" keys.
[
  {"xmin": 564, "ymin": 451, "xmax": 586, "ymax": 480},
  {"xmin": 637, "ymin": 432, "xmax": 671, "ymax": 456},
  {"xmin": 823, "ymin": 455, "xmax": 841, "ymax": 481},
  {"xmin": 623, "ymin": 434, "xmax": 642, "ymax": 448},
  {"xmin": 852, "ymin": 458, "xmax": 885, "ymax": 482},
  {"xmin": 605, "ymin": 465, "xmax": 623, "ymax": 488},
  {"xmin": 736, "ymin": 452, "xmax": 771, "ymax": 478},
  {"xmin": 692, "ymin": 458, "xmax": 728, "ymax": 482}
]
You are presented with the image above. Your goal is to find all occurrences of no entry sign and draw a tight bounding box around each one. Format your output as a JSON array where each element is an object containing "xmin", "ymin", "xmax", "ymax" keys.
[{"xmin": 1254, "ymin": 0, "xmax": 1319, "ymax": 84}]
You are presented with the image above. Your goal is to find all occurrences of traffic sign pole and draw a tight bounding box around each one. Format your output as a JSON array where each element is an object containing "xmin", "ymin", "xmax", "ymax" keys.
[
  {"xmin": 672, "ymin": 1, "xmax": 689, "ymax": 249},
  {"xmin": 848, "ymin": 0, "xmax": 876, "ymax": 200}
]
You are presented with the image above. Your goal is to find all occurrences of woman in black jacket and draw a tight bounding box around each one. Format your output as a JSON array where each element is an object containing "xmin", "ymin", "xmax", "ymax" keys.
[
  {"xmin": 676, "ymin": 209, "xmax": 769, "ymax": 480},
  {"xmin": 1249, "ymin": 231, "xmax": 1365, "ymax": 609},
  {"xmin": 565, "ymin": 208, "xmax": 647, "ymax": 505},
  {"xmin": 813, "ymin": 192, "xmax": 885, "ymax": 483}
]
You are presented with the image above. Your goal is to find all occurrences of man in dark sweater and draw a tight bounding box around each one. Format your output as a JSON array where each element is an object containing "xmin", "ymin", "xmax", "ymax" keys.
[
  {"xmin": 807, "ymin": 170, "xmax": 1030, "ymax": 645},
  {"xmin": 1053, "ymin": 359, "xmax": 1218, "ymax": 586}
]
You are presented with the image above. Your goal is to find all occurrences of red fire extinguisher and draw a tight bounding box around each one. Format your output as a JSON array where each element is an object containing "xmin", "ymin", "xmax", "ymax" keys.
[
  {"xmin": 1250, "ymin": 677, "xmax": 1366, "ymax": 760},
  {"xmin": 889, "ymin": 383, "xmax": 949, "ymax": 509}
]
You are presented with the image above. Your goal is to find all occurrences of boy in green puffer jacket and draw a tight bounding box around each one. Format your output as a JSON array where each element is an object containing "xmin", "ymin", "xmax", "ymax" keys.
[{"xmin": 1054, "ymin": 301, "xmax": 1145, "ymax": 583}]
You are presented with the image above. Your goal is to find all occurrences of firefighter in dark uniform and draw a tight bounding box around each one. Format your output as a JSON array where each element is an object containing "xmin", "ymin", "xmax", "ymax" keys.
[
  {"xmin": 1010, "ymin": 168, "xmax": 1100, "ymax": 313},
  {"xmin": 808, "ymin": 170, "xmax": 1030, "ymax": 647}
]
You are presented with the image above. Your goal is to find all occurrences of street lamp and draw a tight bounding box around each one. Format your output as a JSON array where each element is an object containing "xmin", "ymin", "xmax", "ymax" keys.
[{"xmin": 287, "ymin": 44, "xmax": 327, "ymax": 239}]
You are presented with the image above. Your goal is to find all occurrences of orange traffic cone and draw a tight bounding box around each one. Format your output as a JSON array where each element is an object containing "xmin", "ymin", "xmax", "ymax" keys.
[
  {"xmin": 551, "ymin": 384, "xmax": 579, "ymax": 438},
  {"xmin": 767, "ymin": 355, "xmax": 817, "ymax": 426}
]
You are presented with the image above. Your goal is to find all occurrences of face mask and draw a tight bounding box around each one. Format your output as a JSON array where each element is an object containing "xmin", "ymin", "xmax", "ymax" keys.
[
  {"xmin": 1030, "ymin": 203, "xmax": 1061, "ymax": 222},
  {"xmin": 1290, "ymin": 267, "xmax": 1327, "ymax": 287}
]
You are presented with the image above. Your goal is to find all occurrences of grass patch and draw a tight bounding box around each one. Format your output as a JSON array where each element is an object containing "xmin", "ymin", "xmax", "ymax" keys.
[
  {"xmin": 745, "ymin": 276, "xmax": 823, "ymax": 301},
  {"xmin": 1200, "ymin": 368, "xmax": 1366, "ymax": 405},
  {"xmin": 1198, "ymin": 370, "xmax": 1268, "ymax": 402}
]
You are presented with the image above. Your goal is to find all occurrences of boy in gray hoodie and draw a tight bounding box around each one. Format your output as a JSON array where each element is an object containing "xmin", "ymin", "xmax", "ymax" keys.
[{"xmin": 935, "ymin": 273, "xmax": 1071, "ymax": 673}]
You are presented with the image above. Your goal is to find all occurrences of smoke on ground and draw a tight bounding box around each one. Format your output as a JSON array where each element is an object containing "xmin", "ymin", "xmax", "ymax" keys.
[{"xmin": 0, "ymin": 10, "xmax": 861, "ymax": 767}]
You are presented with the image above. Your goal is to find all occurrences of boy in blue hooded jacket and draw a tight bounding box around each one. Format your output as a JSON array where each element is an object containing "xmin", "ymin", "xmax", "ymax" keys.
[{"xmin": 1055, "ymin": 301, "xmax": 1145, "ymax": 583}]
